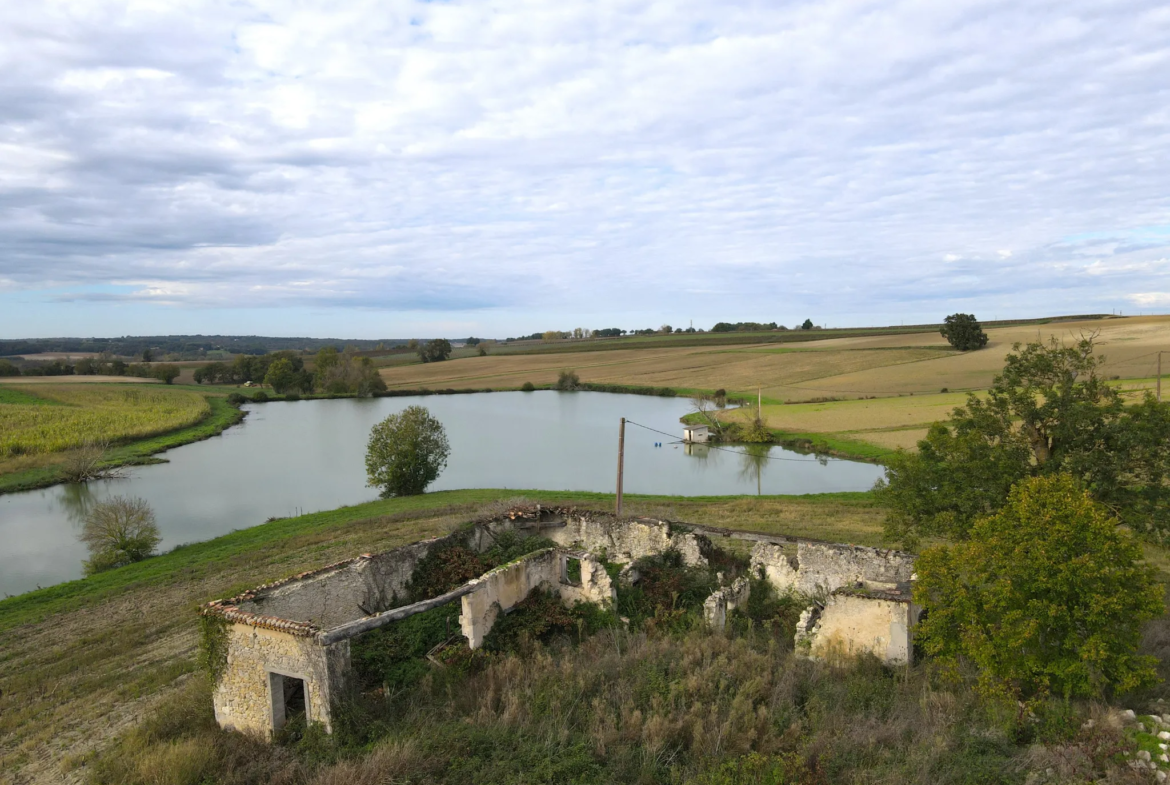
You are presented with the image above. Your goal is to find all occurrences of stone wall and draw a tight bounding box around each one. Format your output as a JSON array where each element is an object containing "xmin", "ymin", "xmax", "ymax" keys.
[
  {"xmin": 212, "ymin": 623, "xmax": 350, "ymax": 737},
  {"xmin": 703, "ymin": 576, "xmax": 752, "ymax": 633},
  {"xmin": 232, "ymin": 540, "xmax": 438, "ymax": 629},
  {"xmin": 540, "ymin": 513, "xmax": 708, "ymax": 568},
  {"xmin": 795, "ymin": 593, "xmax": 916, "ymax": 665},
  {"xmin": 459, "ymin": 549, "xmax": 616, "ymax": 648},
  {"xmin": 751, "ymin": 540, "xmax": 915, "ymax": 596},
  {"xmin": 459, "ymin": 549, "xmax": 560, "ymax": 649}
]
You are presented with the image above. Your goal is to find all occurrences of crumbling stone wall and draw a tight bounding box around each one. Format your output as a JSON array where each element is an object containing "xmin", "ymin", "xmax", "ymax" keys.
[
  {"xmin": 233, "ymin": 540, "xmax": 438, "ymax": 629},
  {"xmin": 795, "ymin": 592, "xmax": 916, "ymax": 665},
  {"xmin": 459, "ymin": 549, "xmax": 615, "ymax": 648},
  {"xmin": 212, "ymin": 623, "xmax": 350, "ymax": 737},
  {"xmin": 703, "ymin": 576, "xmax": 752, "ymax": 633},
  {"xmin": 751, "ymin": 541, "xmax": 915, "ymax": 596},
  {"xmin": 540, "ymin": 513, "xmax": 708, "ymax": 567}
]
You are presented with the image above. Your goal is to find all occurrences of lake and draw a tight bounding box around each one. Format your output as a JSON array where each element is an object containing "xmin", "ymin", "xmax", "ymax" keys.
[{"xmin": 0, "ymin": 391, "xmax": 885, "ymax": 597}]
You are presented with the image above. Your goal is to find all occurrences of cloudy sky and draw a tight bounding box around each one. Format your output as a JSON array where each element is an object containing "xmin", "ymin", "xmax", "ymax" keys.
[{"xmin": 1, "ymin": 0, "xmax": 1168, "ymax": 339}]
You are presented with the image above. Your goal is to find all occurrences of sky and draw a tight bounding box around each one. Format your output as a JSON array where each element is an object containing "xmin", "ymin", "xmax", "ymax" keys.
[{"xmin": 1, "ymin": 0, "xmax": 1169, "ymax": 339}]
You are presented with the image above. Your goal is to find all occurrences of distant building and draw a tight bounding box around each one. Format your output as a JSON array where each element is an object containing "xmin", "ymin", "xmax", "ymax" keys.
[{"xmin": 683, "ymin": 424, "xmax": 709, "ymax": 443}]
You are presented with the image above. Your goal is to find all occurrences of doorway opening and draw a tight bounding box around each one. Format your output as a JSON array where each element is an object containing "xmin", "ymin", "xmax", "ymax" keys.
[{"xmin": 269, "ymin": 673, "xmax": 308, "ymax": 732}]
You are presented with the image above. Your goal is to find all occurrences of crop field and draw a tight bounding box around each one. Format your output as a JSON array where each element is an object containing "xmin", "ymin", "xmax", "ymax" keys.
[
  {"xmin": 0, "ymin": 385, "xmax": 211, "ymax": 458},
  {"xmin": 381, "ymin": 316, "xmax": 1170, "ymax": 457}
]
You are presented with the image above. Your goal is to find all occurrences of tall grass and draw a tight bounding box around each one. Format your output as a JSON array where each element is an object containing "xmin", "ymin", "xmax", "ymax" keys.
[
  {"xmin": 0, "ymin": 385, "xmax": 210, "ymax": 457},
  {"xmin": 86, "ymin": 622, "xmax": 1146, "ymax": 785}
]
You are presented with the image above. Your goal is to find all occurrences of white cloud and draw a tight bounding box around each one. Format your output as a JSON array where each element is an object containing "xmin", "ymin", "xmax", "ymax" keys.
[
  {"xmin": 1, "ymin": 0, "xmax": 1169, "ymax": 336},
  {"xmin": 1130, "ymin": 292, "xmax": 1170, "ymax": 307}
]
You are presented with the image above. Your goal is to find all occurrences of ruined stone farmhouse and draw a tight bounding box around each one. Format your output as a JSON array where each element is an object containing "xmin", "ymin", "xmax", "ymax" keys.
[{"xmin": 201, "ymin": 506, "xmax": 919, "ymax": 738}]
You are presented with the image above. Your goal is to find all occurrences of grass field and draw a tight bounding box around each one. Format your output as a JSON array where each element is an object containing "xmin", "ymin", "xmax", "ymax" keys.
[
  {"xmin": 380, "ymin": 315, "xmax": 1170, "ymax": 457},
  {"xmin": 0, "ymin": 489, "xmax": 883, "ymax": 785}
]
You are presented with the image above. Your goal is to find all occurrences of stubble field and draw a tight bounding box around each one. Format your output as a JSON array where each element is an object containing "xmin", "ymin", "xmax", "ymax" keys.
[{"xmin": 380, "ymin": 316, "xmax": 1170, "ymax": 455}]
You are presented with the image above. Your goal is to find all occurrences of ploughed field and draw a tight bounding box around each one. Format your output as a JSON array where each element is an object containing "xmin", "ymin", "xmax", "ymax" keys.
[{"xmin": 379, "ymin": 316, "xmax": 1170, "ymax": 456}]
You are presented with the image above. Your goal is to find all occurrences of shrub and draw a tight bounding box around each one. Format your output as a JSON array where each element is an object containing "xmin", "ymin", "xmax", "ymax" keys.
[
  {"xmin": 521, "ymin": 381, "xmax": 536, "ymax": 392},
  {"xmin": 79, "ymin": 496, "xmax": 161, "ymax": 575},
  {"xmin": 554, "ymin": 370, "xmax": 580, "ymax": 391},
  {"xmin": 225, "ymin": 392, "xmax": 245, "ymax": 405},
  {"xmin": 251, "ymin": 390, "xmax": 269, "ymax": 402},
  {"xmin": 914, "ymin": 474, "xmax": 1164, "ymax": 700}
]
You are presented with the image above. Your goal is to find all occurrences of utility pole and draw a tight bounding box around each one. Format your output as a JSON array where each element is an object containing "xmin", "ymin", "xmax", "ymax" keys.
[
  {"xmin": 758, "ymin": 385, "xmax": 762, "ymax": 421},
  {"xmin": 616, "ymin": 417, "xmax": 626, "ymax": 517},
  {"xmin": 1159, "ymin": 352, "xmax": 1163, "ymax": 403}
]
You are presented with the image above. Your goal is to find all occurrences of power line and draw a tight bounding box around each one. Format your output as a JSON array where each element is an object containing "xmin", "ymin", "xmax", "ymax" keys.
[{"xmin": 622, "ymin": 419, "xmax": 853, "ymax": 464}]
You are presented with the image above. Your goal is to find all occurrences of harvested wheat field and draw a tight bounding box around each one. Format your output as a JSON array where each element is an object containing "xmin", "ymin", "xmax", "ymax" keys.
[{"xmin": 380, "ymin": 315, "xmax": 1170, "ymax": 456}]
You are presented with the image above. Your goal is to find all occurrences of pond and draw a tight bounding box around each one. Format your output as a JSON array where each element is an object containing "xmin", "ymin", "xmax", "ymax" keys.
[{"xmin": 0, "ymin": 391, "xmax": 885, "ymax": 597}]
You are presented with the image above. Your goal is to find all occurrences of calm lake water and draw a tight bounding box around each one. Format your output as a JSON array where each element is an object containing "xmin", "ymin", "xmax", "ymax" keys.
[{"xmin": 0, "ymin": 392, "xmax": 885, "ymax": 597}]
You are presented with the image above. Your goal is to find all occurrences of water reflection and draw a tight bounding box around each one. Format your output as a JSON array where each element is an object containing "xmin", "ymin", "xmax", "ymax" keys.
[
  {"xmin": 57, "ymin": 483, "xmax": 98, "ymax": 527},
  {"xmin": 737, "ymin": 444, "xmax": 771, "ymax": 496}
]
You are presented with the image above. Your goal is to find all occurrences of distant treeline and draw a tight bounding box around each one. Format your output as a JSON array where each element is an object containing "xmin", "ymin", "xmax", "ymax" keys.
[
  {"xmin": 0, "ymin": 335, "xmax": 408, "ymax": 360},
  {"xmin": 0, "ymin": 355, "xmax": 179, "ymax": 383}
]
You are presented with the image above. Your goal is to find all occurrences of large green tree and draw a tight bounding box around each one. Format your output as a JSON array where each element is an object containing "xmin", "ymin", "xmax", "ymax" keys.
[
  {"xmin": 877, "ymin": 336, "xmax": 1170, "ymax": 545},
  {"xmin": 418, "ymin": 339, "xmax": 452, "ymax": 363},
  {"xmin": 914, "ymin": 475, "xmax": 1163, "ymax": 701},
  {"xmin": 939, "ymin": 313, "xmax": 989, "ymax": 351},
  {"xmin": 365, "ymin": 406, "xmax": 450, "ymax": 497}
]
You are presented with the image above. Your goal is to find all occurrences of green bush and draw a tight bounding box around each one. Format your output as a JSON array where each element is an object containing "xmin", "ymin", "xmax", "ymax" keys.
[
  {"xmin": 521, "ymin": 381, "xmax": 536, "ymax": 392},
  {"xmin": 914, "ymin": 474, "xmax": 1164, "ymax": 700}
]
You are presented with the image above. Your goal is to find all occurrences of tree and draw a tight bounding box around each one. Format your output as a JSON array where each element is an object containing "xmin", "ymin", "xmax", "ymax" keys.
[
  {"xmin": 940, "ymin": 313, "xmax": 989, "ymax": 351},
  {"xmin": 264, "ymin": 358, "xmax": 300, "ymax": 393},
  {"xmin": 914, "ymin": 475, "xmax": 1163, "ymax": 701},
  {"xmin": 152, "ymin": 365, "xmax": 180, "ymax": 384},
  {"xmin": 0, "ymin": 359, "xmax": 20, "ymax": 376},
  {"xmin": 79, "ymin": 496, "xmax": 162, "ymax": 575},
  {"xmin": 418, "ymin": 339, "xmax": 452, "ymax": 363},
  {"xmin": 365, "ymin": 406, "xmax": 450, "ymax": 497},
  {"xmin": 477, "ymin": 344, "xmax": 488, "ymax": 357},
  {"xmin": 801, "ymin": 319, "xmax": 813, "ymax": 330},
  {"xmin": 876, "ymin": 336, "xmax": 1170, "ymax": 545},
  {"xmin": 142, "ymin": 348, "xmax": 153, "ymax": 362},
  {"xmin": 313, "ymin": 347, "xmax": 386, "ymax": 395}
]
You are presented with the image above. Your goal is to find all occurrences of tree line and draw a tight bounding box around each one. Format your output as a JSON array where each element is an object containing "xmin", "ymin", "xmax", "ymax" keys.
[
  {"xmin": 0, "ymin": 355, "xmax": 180, "ymax": 383},
  {"xmin": 193, "ymin": 347, "xmax": 386, "ymax": 395}
]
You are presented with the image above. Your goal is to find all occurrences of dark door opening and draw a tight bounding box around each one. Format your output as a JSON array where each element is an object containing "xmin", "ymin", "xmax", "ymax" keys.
[{"xmin": 270, "ymin": 673, "xmax": 309, "ymax": 732}]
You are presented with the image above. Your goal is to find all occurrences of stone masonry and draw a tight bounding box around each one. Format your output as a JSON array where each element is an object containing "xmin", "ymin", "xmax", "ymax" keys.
[{"xmin": 203, "ymin": 505, "xmax": 920, "ymax": 738}]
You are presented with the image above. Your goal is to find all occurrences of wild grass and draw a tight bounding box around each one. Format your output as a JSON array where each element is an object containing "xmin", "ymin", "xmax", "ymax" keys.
[
  {"xmin": 85, "ymin": 622, "xmax": 1152, "ymax": 785},
  {"xmin": 0, "ymin": 385, "xmax": 210, "ymax": 458}
]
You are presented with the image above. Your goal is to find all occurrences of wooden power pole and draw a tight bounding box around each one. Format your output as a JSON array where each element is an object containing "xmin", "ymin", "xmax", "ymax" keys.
[
  {"xmin": 1159, "ymin": 352, "xmax": 1163, "ymax": 403},
  {"xmin": 616, "ymin": 417, "xmax": 626, "ymax": 517}
]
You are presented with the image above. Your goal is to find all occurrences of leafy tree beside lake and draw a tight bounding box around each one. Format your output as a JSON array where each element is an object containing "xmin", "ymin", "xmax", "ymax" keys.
[
  {"xmin": 313, "ymin": 346, "xmax": 386, "ymax": 395},
  {"xmin": 940, "ymin": 313, "xmax": 989, "ymax": 351},
  {"xmin": 877, "ymin": 336, "xmax": 1170, "ymax": 545},
  {"xmin": 80, "ymin": 496, "xmax": 161, "ymax": 575},
  {"xmin": 365, "ymin": 406, "xmax": 450, "ymax": 497}
]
